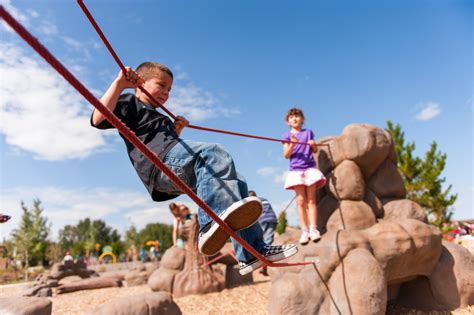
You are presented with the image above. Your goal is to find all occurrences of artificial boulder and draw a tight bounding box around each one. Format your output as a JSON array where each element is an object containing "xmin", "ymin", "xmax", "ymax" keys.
[
  {"xmin": 269, "ymin": 219, "xmax": 442, "ymax": 314},
  {"xmin": 23, "ymin": 259, "xmax": 99, "ymax": 297},
  {"xmin": 55, "ymin": 277, "xmax": 122, "ymax": 294},
  {"xmin": 314, "ymin": 124, "xmax": 429, "ymax": 232},
  {"xmin": 172, "ymin": 215, "xmax": 225, "ymax": 297},
  {"xmin": 149, "ymin": 215, "xmax": 225, "ymax": 296},
  {"xmin": 148, "ymin": 247, "xmax": 185, "ymax": 292},
  {"xmin": 268, "ymin": 123, "xmax": 474, "ymax": 314},
  {"xmin": 0, "ymin": 297, "xmax": 52, "ymax": 315},
  {"xmin": 88, "ymin": 292, "xmax": 181, "ymax": 315},
  {"xmin": 124, "ymin": 262, "xmax": 158, "ymax": 287}
]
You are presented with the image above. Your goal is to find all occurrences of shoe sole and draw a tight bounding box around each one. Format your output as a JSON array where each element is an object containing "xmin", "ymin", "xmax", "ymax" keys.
[
  {"xmin": 299, "ymin": 239, "xmax": 309, "ymax": 245},
  {"xmin": 239, "ymin": 245, "xmax": 298, "ymax": 275},
  {"xmin": 199, "ymin": 197, "xmax": 262, "ymax": 256}
]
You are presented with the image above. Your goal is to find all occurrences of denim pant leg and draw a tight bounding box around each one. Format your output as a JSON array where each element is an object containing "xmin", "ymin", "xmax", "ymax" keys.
[
  {"xmin": 155, "ymin": 139, "xmax": 265, "ymax": 262},
  {"xmin": 260, "ymin": 222, "xmax": 277, "ymax": 245},
  {"xmin": 234, "ymin": 223, "xmax": 266, "ymax": 262}
]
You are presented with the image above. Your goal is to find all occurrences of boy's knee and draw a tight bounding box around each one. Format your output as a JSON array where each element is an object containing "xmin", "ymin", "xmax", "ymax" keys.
[
  {"xmin": 209, "ymin": 144, "xmax": 232, "ymax": 161},
  {"xmin": 212, "ymin": 143, "xmax": 228, "ymax": 155}
]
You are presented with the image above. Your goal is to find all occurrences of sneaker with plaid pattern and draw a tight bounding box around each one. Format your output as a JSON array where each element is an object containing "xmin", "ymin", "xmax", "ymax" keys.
[{"xmin": 239, "ymin": 244, "xmax": 298, "ymax": 275}]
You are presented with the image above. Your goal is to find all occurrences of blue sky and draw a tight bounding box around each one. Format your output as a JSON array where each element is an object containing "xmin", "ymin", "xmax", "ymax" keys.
[{"xmin": 1, "ymin": 0, "xmax": 472, "ymax": 240}]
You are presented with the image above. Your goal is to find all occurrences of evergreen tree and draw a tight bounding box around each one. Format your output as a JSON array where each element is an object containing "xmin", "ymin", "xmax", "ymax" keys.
[
  {"xmin": 276, "ymin": 211, "xmax": 288, "ymax": 235},
  {"xmin": 11, "ymin": 199, "xmax": 51, "ymax": 279},
  {"xmin": 386, "ymin": 121, "xmax": 457, "ymax": 227}
]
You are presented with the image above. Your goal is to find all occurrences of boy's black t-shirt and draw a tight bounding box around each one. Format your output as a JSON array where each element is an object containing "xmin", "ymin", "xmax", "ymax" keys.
[{"xmin": 91, "ymin": 93, "xmax": 180, "ymax": 201}]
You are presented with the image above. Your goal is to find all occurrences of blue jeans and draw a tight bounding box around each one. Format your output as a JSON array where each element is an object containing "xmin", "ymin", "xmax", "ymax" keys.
[
  {"xmin": 154, "ymin": 139, "xmax": 266, "ymax": 262},
  {"xmin": 260, "ymin": 222, "xmax": 277, "ymax": 245}
]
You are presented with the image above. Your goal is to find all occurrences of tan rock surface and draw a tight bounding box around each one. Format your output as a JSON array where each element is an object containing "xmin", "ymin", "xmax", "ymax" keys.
[{"xmin": 0, "ymin": 272, "xmax": 472, "ymax": 314}]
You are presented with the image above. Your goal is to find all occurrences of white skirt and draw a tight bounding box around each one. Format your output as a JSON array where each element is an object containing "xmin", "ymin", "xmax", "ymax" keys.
[{"xmin": 284, "ymin": 167, "xmax": 326, "ymax": 190}]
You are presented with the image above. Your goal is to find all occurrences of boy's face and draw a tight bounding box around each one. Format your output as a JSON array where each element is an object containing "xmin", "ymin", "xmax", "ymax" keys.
[
  {"xmin": 287, "ymin": 114, "xmax": 304, "ymax": 129},
  {"xmin": 139, "ymin": 71, "xmax": 173, "ymax": 107}
]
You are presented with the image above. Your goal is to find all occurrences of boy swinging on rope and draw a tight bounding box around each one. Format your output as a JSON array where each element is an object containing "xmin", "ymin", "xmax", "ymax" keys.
[{"xmin": 91, "ymin": 62, "xmax": 297, "ymax": 275}]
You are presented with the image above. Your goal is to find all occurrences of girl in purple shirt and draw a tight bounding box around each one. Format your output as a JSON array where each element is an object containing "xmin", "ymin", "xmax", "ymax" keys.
[{"xmin": 282, "ymin": 108, "xmax": 326, "ymax": 245}]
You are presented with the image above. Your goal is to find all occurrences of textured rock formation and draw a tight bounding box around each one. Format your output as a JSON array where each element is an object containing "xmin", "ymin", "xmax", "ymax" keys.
[
  {"xmin": 55, "ymin": 277, "xmax": 122, "ymax": 294},
  {"xmin": 88, "ymin": 292, "xmax": 181, "ymax": 315},
  {"xmin": 148, "ymin": 246, "xmax": 185, "ymax": 292},
  {"xmin": 124, "ymin": 262, "xmax": 158, "ymax": 287},
  {"xmin": 173, "ymin": 215, "xmax": 225, "ymax": 297},
  {"xmin": 149, "ymin": 215, "xmax": 225, "ymax": 296},
  {"xmin": 23, "ymin": 259, "xmax": 99, "ymax": 297},
  {"xmin": 268, "ymin": 123, "xmax": 473, "ymax": 314},
  {"xmin": 0, "ymin": 296, "xmax": 52, "ymax": 315}
]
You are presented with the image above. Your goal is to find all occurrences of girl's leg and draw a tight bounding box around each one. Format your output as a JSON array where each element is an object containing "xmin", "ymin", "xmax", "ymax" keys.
[
  {"xmin": 306, "ymin": 183, "xmax": 318, "ymax": 227},
  {"xmin": 294, "ymin": 185, "xmax": 310, "ymax": 244},
  {"xmin": 306, "ymin": 183, "xmax": 321, "ymax": 241},
  {"xmin": 294, "ymin": 185, "xmax": 308, "ymax": 229}
]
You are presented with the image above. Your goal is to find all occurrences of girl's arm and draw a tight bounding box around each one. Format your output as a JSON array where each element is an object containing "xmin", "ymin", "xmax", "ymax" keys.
[
  {"xmin": 308, "ymin": 129, "xmax": 318, "ymax": 153},
  {"xmin": 308, "ymin": 140, "xmax": 318, "ymax": 153},
  {"xmin": 283, "ymin": 134, "xmax": 297, "ymax": 159}
]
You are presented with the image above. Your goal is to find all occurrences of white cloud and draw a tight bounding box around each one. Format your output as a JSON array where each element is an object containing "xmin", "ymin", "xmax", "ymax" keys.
[
  {"xmin": 0, "ymin": 186, "xmax": 173, "ymax": 240},
  {"xmin": 415, "ymin": 102, "xmax": 441, "ymax": 121},
  {"xmin": 61, "ymin": 36, "xmax": 83, "ymax": 50},
  {"xmin": 257, "ymin": 166, "xmax": 279, "ymax": 176},
  {"xmin": 0, "ymin": 1, "xmax": 54, "ymax": 37},
  {"xmin": 0, "ymin": 0, "xmax": 30, "ymax": 33},
  {"xmin": 167, "ymin": 83, "xmax": 240, "ymax": 122},
  {"xmin": 27, "ymin": 9, "xmax": 39, "ymax": 18},
  {"xmin": 274, "ymin": 171, "xmax": 289, "ymax": 184},
  {"xmin": 125, "ymin": 201, "xmax": 192, "ymax": 230},
  {"xmin": 173, "ymin": 64, "xmax": 189, "ymax": 81},
  {"xmin": 0, "ymin": 42, "xmax": 110, "ymax": 160},
  {"xmin": 38, "ymin": 20, "xmax": 58, "ymax": 36},
  {"xmin": 257, "ymin": 166, "xmax": 288, "ymax": 184}
]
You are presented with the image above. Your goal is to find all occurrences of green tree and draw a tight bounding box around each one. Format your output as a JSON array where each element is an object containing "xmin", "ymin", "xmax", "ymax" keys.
[
  {"xmin": 276, "ymin": 211, "xmax": 288, "ymax": 235},
  {"xmin": 58, "ymin": 218, "xmax": 123, "ymax": 257},
  {"xmin": 138, "ymin": 223, "xmax": 173, "ymax": 252},
  {"xmin": 386, "ymin": 121, "xmax": 457, "ymax": 227},
  {"xmin": 11, "ymin": 199, "xmax": 51, "ymax": 279},
  {"xmin": 125, "ymin": 224, "xmax": 140, "ymax": 249},
  {"xmin": 45, "ymin": 242, "xmax": 64, "ymax": 264}
]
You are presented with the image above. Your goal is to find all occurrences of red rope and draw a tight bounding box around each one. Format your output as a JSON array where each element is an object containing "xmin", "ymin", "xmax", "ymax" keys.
[
  {"xmin": 203, "ymin": 250, "xmax": 237, "ymax": 267},
  {"xmin": 76, "ymin": 0, "xmax": 324, "ymax": 148},
  {"xmin": 0, "ymin": 5, "xmax": 311, "ymax": 268}
]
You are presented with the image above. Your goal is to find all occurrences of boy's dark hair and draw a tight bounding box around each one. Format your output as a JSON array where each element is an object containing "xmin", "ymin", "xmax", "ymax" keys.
[
  {"xmin": 248, "ymin": 190, "xmax": 257, "ymax": 197},
  {"xmin": 136, "ymin": 61, "xmax": 173, "ymax": 80},
  {"xmin": 285, "ymin": 108, "xmax": 305, "ymax": 121}
]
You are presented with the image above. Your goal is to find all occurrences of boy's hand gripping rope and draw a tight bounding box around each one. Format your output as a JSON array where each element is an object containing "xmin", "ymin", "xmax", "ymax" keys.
[
  {"xmin": 76, "ymin": 0, "xmax": 326, "ymax": 148},
  {"xmin": 0, "ymin": 5, "xmax": 313, "ymax": 269}
]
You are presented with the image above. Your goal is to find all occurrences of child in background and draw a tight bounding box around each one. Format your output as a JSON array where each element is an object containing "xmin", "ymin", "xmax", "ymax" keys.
[
  {"xmin": 282, "ymin": 108, "xmax": 326, "ymax": 245},
  {"xmin": 169, "ymin": 202, "xmax": 193, "ymax": 248}
]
